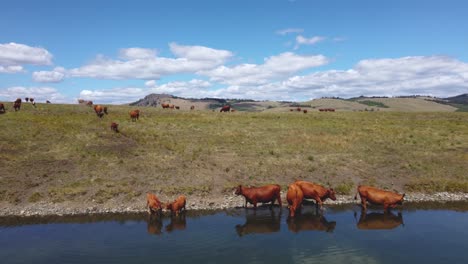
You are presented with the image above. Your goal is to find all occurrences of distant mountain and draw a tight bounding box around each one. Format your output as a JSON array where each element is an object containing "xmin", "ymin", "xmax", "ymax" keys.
[
  {"xmin": 444, "ymin": 94, "xmax": 468, "ymax": 104},
  {"xmin": 129, "ymin": 94, "xmax": 173, "ymax": 107}
]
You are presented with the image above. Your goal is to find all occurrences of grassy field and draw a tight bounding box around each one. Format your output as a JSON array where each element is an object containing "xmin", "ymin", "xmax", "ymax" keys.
[{"xmin": 1, "ymin": 102, "xmax": 468, "ymax": 206}]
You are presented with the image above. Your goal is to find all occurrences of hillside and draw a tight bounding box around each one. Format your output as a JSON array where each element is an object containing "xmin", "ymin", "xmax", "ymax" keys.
[{"xmin": 0, "ymin": 102, "xmax": 467, "ymax": 211}]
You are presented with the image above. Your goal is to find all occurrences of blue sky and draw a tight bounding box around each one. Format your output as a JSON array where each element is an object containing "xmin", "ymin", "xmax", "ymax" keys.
[{"xmin": 1, "ymin": 0, "xmax": 467, "ymax": 104}]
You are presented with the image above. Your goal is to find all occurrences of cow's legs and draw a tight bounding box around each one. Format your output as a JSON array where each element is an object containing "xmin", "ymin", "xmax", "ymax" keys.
[{"xmin": 361, "ymin": 198, "xmax": 367, "ymax": 211}]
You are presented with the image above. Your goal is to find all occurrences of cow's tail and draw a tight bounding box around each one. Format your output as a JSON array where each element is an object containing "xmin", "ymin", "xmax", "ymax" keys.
[{"xmin": 276, "ymin": 184, "xmax": 283, "ymax": 208}]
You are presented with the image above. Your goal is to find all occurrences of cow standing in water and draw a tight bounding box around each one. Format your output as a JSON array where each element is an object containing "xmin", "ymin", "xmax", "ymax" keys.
[
  {"xmin": 287, "ymin": 183, "xmax": 304, "ymax": 218},
  {"xmin": 235, "ymin": 184, "xmax": 282, "ymax": 209},
  {"xmin": 294, "ymin": 180, "xmax": 336, "ymax": 210},
  {"xmin": 355, "ymin": 185, "xmax": 405, "ymax": 211},
  {"xmin": 146, "ymin": 193, "xmax": 163, "ymax": 215},
  {"xmin": 220, "ymin": 105, "xmax": 231, "ymax": 112}
]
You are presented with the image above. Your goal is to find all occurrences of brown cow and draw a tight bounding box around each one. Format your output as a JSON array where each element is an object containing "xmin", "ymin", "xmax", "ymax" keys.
[
  {"xmin": 287, "ymin": 213, "xmax": 336, "ymax": 233},
  {"xmin": 86, "ymin": 101, "xmax": 93, "ymax": 106},
  {"xmin": 190, "ymin": 105, "xmax": 195, "ymax": 110},
  {"xmin": 0, "ymin": 103, "xmax": 5, "ymax": 113},
  {"xmin": 146, "ymin": 193, "xmax": 163, "ymax": 215},
  {"xmin": 110, "ymin": 122, "xmax": 119, "ymax": 132},
  {"xmin": 169, "ymin": 104, "xmax": 175, "ymax": 109},
  {"xmin": 13, "ymin": 98, "xmax": 21, "ymax": 111},
  {"xmin": 235, "ymin": 209, "xmax": 281, "ymax": 237},
  {"xmin": 235, "ymin": 184, "xmax": 282, "ymax": 209},
  {"xmin": 231, "ymin": 109, "xmax": 236, "ymax": 112},
  {"xmin": 355, "ymin": 185, "xmax": 405, "ymax": 211},
  {"xmin": 161, "ymin": 103, "xmax": 170, "ymax": 109},
  {"xmin": 130, "ymin": 109, "xmax": 140, "ymax": 121},
  {"xmin": 93, "ymin": 105, "xmax": 105, "ymax": 118},
  {"xmin": 165, "ymin": 214, "xmax": 187, "ymax": 233},
  {"xmin": 294, "ymin": 180, "xmax": 336, "ymax": 210},
  {"xmin": 296, "ymin": 107, "xmax": 301, "ymax": 112},
  {"xmin": 289, "ymin": 109, "xmax": 294, "ymax": 112},
  {"xmin": 220, "ymin": 105, "xmax": 231, "ymax": 112},
  {"xmin": 356, "ymin": 211, "xmax": 404, "ymax": 230},
  {"xmin": 175, "ymin": 106, "xmax": 180, "ymax": 110},
  {"xmin": 287, "ymin": 183, "xmax": 304, "ymax": 218},
  {"xmin": 165, "ymin": 195, "xmax": 186, "ymax": 216},
  {"xmin": 303, "ymin": 109, "xmax": 308, "ymax": 113}
]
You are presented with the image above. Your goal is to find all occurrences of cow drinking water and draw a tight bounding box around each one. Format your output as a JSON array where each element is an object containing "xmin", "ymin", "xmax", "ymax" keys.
[
  {"xmin": 235, "ymin": 184, "xmax": 282, "ymax": 209},
  {"xmin": 355, "ymin": 185, "xmax": 405, "ymax": 211}
]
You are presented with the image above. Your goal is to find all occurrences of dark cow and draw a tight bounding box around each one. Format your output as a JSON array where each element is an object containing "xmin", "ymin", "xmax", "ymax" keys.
[
  {"xmin": 146, "ymin": 193, "xmax": 163, "ymax": 215},
  {"xmin": 93, "ymin": 105, "xmax": 105, "ymax": 118},
  {"xmin": 289, "ymin": 109, "xmax": 294, "ymax": 112},
  {"xmin": 235, "ymin": 184, "xmax": 282, "ymax": 209},
  {"xmin": 175, "ymin": 106, "xmax": 180, "ymax": 110},
  {"xmin": 46, "ymin": 100, "xmax": 51, "ymax": 104},
  {"xmin": 161, "ymin": 103, "xmax": 170, "ymax": 109},
  {"xmin": 165, "ymin": 213, "xmax": 187, "ymax": 233},
  {"xmin": 355, "ymin": 185, "xmax": 405, "ymax": 211},
  {"xmin": 25, "ymin": 97, "xmax": 29, "ymax": 102},
  {"xmin": 29, "ymin": 98, "xmax": 34, "ymax": 103},
  {"xmin": 130, "ymin": 109, "xmax": 140, "ymax": 121},
  {"xmin": 110, "ymin": 122, "xmax": 119, "ymax": 133},
  {"xmin": 303, "ymin": 109, "xmax": 308, "ymax": 113},
  {"xmin": 86, "ymin": 101, "xmax": 93, "ymax": 106},
  {"xmin": 13, "ymin": 98, "xmax": 21, "ymax": 111},
  {"xmin": 296, "ymin": 107, "xmax": 301, "ymax": 112},
  {"xmin": 190, "ymin": 105, "xmax": 195, "ymax": 110},
  {"xmin": 235, "ymin": 209, "xmax": 281, "ymax": 237},
  {"xmin": 165, "ymin": 195, "xmax": 186, "ymax": 216},
  {"xmin": 0, "ymin": 103, "xmax": 5, "ymax": 114},
  {"xmin": 287, "ymin": 212, "xmax": 336, "ymax": 233},
  {"xmin": 355, "ymin": 211, "xmax": 404, "ymax": 230},
  {"xmin": 294, "ymin": 180, "xmax": 336, "ymax": 210},
  {"xmin": 287, "ymin": 183, "xmax": 304, "ymax": 218},
  {"xmin": 146, "ymin": 215, "xmax": 163, "ymax": 235},
  {"xmin": 220, "ymin": 105, "xmax": 231, "ymax": 112}
]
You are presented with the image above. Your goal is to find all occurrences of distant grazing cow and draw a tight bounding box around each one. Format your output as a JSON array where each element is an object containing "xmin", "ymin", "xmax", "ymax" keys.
[
  {"xmin": 235, "ymin": 210, "xmax": 281, "ymax": 237},
  {"xmin": 356, "ymin": 211, "xmax": 404, "ymax": 230},
  {"xmin": 0, "ymin": 103, "xmax": 5, "ymax": 113},
  {"xmin": 175, "ymin": 106, "xmax": 180, "ymax": 110},
  {"xmin": 220, "ymin": 105, "xmax": 231, "ymax": 112},
  {"xmin": 165, "ymin": 195, "xmax": 186, "ymax": 216},
  {"xmin": 93, "ymin": 105, "xmax": 106, "ymax": 118},
  {"xmin": 235, "ymin": 184, "xmax": 282, "ymax": 209},
  {"xmin": 287, "ymin": 183, "xmax": 304, "ymax": 218},
  {"xmin": 296, "ymin": 107, "xmax": 301, "ymax": 112},
  {"xmin": 290, "ymin": 109, "xmax": 294, "ymax": 112},
  {"xmin": 303, "ymin": 109, "xmax": 307, "ymax": 113},
  {"xmin": 355, "ymin": 185, "xmax": 405, "ymax": 211},
  {"xmin": 110, "ymin": 122, "xmax": 119, "ymax": 133},
  {"xmin": 146, "ymin": 193, "xmax": 163, "ymax": 215},
  {"xmin": 190, "ymin": 105, "xmax": 195, "ymax": 110},
  {"xmin": 29, "ymin": 98, "xmax": 34, "ymax": 103},
  {"xmin": 13, "ymin": 98, "xmax": 21, "ymax": 111},
  {"xmin": 169, "ymin": 104, "xmax": 175, "ymax": 109},
  {"xmin": 78, "ymin": 99, "xmax": 85, "ymax": 104},
  {"xmin": 287, "ymin": 213, "xmax": 336, "ymax": 233},
  {"xmin": 25, "ymin": 97, "xmax": 29, "ymax": 102},
  {"xmin": 86, "ymin": 101, "xmax": 93, "ymax": 106},
  {"xmin": 130, "ymin": 109, "xmax": 140, "ymax": 121},
  {"xmin": 294, "ymin": 180, "xmax": 336, "ymax": 210},
  {"xmin": 46, "ymin": 100, "xmax": 51, "ymax": 104},
  {"xmin": 231, "ymin": 109, "xmax": 236, "ymax": 112},
  {"xmin": 161, "ymin": 103, "xmax": 170, "ymax": 109}
]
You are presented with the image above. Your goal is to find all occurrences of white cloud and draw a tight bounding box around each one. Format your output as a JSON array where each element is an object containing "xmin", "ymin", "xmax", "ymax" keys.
[
  {"xmin": 32, "ymin": 67, "xmax": 66, "ymax": 82},
  {"xmin": 119, "ymin": 48, "xmax": 157, "ymax": 60},
  {"xmin": 201, "ymin": 52, "xmax": 329, "ymax": 85},
  {"xmin": 145, "ymin": 80, "xmax": 156, "ymax": 87},
  {"xmin": 0, "ymin": 86, "xmax": 68, "ymax": 103},
  {"xmin": 0, "ymin": 42, "xmax": 52, "ymax": 66},
  {"xmin": 0, "ymin": 65, "xmax": 24, "ymax": 73},
  {"xmin": 276, "ymin": 28, "xmax": 304, "ymax": 35},
  {"xmin": 79, "ymin": 87, "xmax": 147, "ymax": 104},
  {"xmin": 169, "ymin": 42, "xmax": 233, "ymax": 63},
  {"xmin": 295, "ymin": 35, "xmax": 326, "ymax": 49}
]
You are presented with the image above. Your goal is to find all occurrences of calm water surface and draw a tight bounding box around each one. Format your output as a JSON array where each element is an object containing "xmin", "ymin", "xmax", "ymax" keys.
[{"xmin": 1, "ymin": 202, "xmax": 468, "ymax": 264}]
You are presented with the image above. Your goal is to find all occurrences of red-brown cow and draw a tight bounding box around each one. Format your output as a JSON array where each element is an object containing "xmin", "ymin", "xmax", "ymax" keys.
[
  {"xmin": 220, "ymin": 105, "xmax": 231, "ymax": 112},
  {"xmin": 161, "ymin": 103, "xmax": 170, "ymax": 109},
  {"xmin": 0, "ymin": 103, "xmax": 5, "ymax": 113},
  {"xmin": 235, "ymin": 184, "xmax": 282, "ymax": 209},
  {"xmin": 303, "ymin": 109, "xmax": 308, "ymax": 113},
  {"xmin": 93, "ymin": 105, "xmax": 105, "ymax": 118},
  {"xmin": 287, "ymin": 183, "xmax": 304, "ymax": 217},
  {"xmin": 296, "ymin": 107, "xmax": 301, "ymax": 112},
  {"xmin": 110, "ymin": 122, "xmax": 119, "ymax": 132},
  {"xmin": 165, "ymin": 195, "xmax": 186, "ymax": 216},
  {"xmin": 86, "ymin": 101, "xmax": 93, "ymax": 106},
  {"xmin": 146, "ymin": 193, "xmax": 163, "ymax": 215},
  {"xmin": 289, "ymin": 109, "xmax": 294, "ymax": 112},
  {"xmin": 190, "ymin": 105, "xmax": 195, "ymax": 110},
  {"xmin": 355, "ymin": 185, "xmax": 405, "ymax": 211},
  {"xmin": 294, "ymin": 180, "xmax": 336, "ymax": 210},
  {"xmin": 130, "ymin": 109, "xmax": 140, "ymax": 121}
]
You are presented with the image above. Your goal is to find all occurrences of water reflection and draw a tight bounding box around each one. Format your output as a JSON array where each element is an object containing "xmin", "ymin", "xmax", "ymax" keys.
[
  {"xmin": 287, "ymin": 212, "xmax": 337, "ymax": 233},
  {"xmin": 146, "ymin": 215, "xmax": 163, "ymax": 235},
  {"xmin": 355, "ymin": 210, "xmax": 404, "ymax": 230},
  {"xmin": 165, "ymin": 213, "xmax": 187, "ymax": 233},
  {"xmin": 235, "ymin": 209, "xmax": 281, "ymax": 237}
]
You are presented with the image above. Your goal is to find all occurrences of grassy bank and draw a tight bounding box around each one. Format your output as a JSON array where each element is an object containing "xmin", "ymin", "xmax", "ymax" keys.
[{"xmin": 1, "ymin": 103, "xmax": 468, "ymax": 207}]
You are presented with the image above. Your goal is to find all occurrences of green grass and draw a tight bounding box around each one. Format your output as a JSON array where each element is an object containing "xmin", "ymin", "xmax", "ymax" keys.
[
  {"xmin": 1, "ymin": 102, "xmax": 468, "ymax": 206},
  {"xmin": 357, "ymin": 100, "xmax": 390, "ymax": 108}
]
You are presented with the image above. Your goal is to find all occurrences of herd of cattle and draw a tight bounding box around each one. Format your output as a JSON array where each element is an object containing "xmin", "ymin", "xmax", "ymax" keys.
[{"xmin": 146, "ymin": 181, "xmax": 405, "ymax": 219}]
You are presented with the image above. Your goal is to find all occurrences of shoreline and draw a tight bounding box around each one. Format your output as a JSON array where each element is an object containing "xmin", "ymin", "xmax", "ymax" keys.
[{"xmin": 1, "ymin": 192, "xmax": 467, "ymax": 217}]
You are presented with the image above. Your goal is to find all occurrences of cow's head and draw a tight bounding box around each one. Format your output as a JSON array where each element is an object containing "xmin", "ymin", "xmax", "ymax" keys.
[
  {"xmin": 234, "ymin": 185, "xmax": 242, "ymax": 195},
  {"xmin": 328, "ymin": 188, "xmax": 337, "ymax": 201},
  {"xmin": 397, "ymin": 193, "xmax": 405, "ymax": 205}
]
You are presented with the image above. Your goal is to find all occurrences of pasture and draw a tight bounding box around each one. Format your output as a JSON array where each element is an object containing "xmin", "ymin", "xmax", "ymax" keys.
[{"xmin": 1, "ymin": 102, "xmax": 467, "ymax": 207}]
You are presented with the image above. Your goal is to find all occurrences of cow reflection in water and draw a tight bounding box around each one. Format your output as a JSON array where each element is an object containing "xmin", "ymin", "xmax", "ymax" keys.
[
  {"xmin": 287, "ymin": 212, "xmax": 336, "ymax": 233},
  {"xmin": 235, "ymin": 209, "xmax": 281, "ymax": 237},
  {"xmin": 355, "ymin": 210, "xmax": 404, "ymax": 230},
  {"xmin": 165, "ymin": 213, "xmax": 187, "ymax": 233},
  {"xmin": 146, "ymin": 215, "xmax": 163, "ymax": 235}
]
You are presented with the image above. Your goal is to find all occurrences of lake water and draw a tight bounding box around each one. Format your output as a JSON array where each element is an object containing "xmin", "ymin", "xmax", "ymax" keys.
[{"xmin": 1, "ymin": 202, "xmax": 468, "ymax": 264}]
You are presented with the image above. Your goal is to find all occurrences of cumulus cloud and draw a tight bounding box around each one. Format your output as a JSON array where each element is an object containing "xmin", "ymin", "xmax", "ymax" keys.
[
  {"xmin": 0, "ymin": 86, "xmax": 68, "ymax": 103},
  {"xmin": 119, "ymin": 48, "xmax": 157, "ymax": 60},
  {"xmin": 295, "ymin": 35, "xmax": 326, "ymax": 49},
  {"xmin": 201, "ymin": 52, "xmax": 329, "ymax": 85},
  {"xmin": 0, "ymin": 65, "xmax": 24, "ymax": 73},
  {"xmin": 0, "ymin": 42, "xmax": 52, "ymax": 66},
  {"xmin": 169, "ymin": 42, "xmax": 233, "ymax": 63},
  {"xmin": 276, "ymin": 28, "xmax": 304, "ymax": 35},
  {"xmin": 32, "ymin": 67, "xmax": 66, "ymax": 82},
  {"xmin": 79, "ymin": 87, "xmax": 147, "ymax": 104}
]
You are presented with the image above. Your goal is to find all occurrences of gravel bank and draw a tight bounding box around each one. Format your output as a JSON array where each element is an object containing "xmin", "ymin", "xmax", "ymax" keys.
[{"xmin": 1, "ymin": 192, "xmax": 467, "ymax": 217}]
